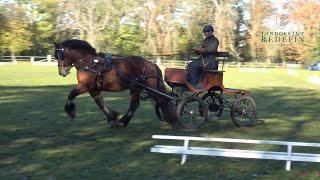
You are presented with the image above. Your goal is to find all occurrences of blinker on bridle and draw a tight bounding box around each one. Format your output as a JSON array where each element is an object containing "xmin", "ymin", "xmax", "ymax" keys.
[{"xmin": 55, "ymin": 48, "xmax": 65, "ymax": 60}]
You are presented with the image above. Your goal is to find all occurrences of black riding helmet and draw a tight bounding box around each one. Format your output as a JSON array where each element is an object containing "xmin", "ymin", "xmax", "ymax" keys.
[{"xmin": 203, "ymin": 25, "xmax": 214, "ymax": 32}]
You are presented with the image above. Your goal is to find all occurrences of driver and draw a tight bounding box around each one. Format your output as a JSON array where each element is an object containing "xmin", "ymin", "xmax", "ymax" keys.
[{"xmin": 186, "ymin": 25, "xmax": 219, "ymax": 86}]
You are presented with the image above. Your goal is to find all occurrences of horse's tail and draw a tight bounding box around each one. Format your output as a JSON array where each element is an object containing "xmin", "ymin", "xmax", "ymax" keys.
[
  {"xmin": 154, "ymin": 64, "xmax": 165, "ymax": 92},
  {"xmin": 153, "ymin": 63, "xmax": 178, "ymax": 126}
]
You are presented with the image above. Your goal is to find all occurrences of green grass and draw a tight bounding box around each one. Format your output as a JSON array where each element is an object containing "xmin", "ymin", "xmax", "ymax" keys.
[{"xmin": 1, "ymin": 63, "xmax": 320, "ymax": 179}]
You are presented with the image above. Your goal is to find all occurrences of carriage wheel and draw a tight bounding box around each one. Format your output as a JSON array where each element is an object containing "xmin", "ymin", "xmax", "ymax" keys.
[
  {"xmin": 176, "ymin": 96, "xmax": 208, "ymax": 129},
  {"xmin": 231, "ymin": 95, "xmax": 257, "ymax": 127},
  {"xmin": 202, "ymin": 91, "xmax": 224, "ymax": 120}
]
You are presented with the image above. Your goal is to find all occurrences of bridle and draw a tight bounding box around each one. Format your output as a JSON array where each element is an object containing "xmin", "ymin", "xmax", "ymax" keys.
[
  {"xmin": 55, "ymin": 48, "xmax": 65, "ymax": 60},
  {"xmin": 55, "ymin": 47, "xmax": 73, "ymax": 68}
]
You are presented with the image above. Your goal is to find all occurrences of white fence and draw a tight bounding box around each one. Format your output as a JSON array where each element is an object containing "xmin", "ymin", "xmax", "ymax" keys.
[
  {"xmin": 0, "ymin": 55, "xmax": 302, "ymax": 69},
  {"xmin": 150, "ymin": 135, "xmax": 320, "ymax": 171},
  {"xmin": 0, "ymin": 55, "xmax": 57, "ymax": 65}
]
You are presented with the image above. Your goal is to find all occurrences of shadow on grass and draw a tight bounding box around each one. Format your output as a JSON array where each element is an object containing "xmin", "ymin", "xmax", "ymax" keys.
[{"xmin": 1, "ymin": 85, "xmax": 320, "ymax": 179}]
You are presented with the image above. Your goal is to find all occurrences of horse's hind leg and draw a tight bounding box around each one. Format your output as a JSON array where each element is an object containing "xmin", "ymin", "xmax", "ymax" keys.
[
  {"xmin": 119, "ymin": 88, "xmax": 140, "ymax": 126},
  {"xmin": 89, "ymin": 91, "xmax": 122, "ymax": 127}
]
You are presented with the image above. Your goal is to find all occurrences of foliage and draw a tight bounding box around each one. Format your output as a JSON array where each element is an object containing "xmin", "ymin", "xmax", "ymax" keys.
[
  {"xmin": 0, "ymin": 10, "xmax": 7, "ymax": 55},
  {"xmin": 287, "ymin": 0, "xmax": 320, "ymax": 63},
  {"xmin": 0, "ymin": 0, "xmax": 319, "ymax": 62},
  {"xmin": 1, "ymin": 4, "xmax": 32, "ymax": 56},
  {"xmin": 26, "ymin": 0, "xmax": 61, "ymax": 55}
]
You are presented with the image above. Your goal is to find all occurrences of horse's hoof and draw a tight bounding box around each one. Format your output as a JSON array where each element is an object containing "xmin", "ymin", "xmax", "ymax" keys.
[
  {"xmin": 107, "ymin": 111, "xmax": 119, "ymax": 121},
  {"xmin": 65, "ymin": 102, "xmax": 76, "ymax": 119},
  {"xmin": 107, "ymin": 120, "xmax": 125, "ymax": 128},
  {"xmin": 119, "ymin": 117, "xmax": 129, "ymax": 127},
  {"xmin": 66, "ymin": 112, "xmax": 75, "ymax": 119},
  {"xmin": 69, "ymin": 115, "xmax": 75, "ymax": 119}
]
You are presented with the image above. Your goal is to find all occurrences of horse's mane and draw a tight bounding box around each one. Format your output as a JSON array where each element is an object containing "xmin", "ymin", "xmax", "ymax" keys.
[{"xmin": 61, "ymin": 39, "xmax": 97, "ymax": 55}]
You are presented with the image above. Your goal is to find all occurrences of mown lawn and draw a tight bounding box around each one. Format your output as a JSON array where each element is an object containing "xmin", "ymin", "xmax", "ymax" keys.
[{"xmin": 1, "ymin": 63, "xmax": 320, "ymax": 179}]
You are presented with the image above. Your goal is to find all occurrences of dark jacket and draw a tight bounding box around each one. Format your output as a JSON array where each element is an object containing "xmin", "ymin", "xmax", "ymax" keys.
[{"xmin": 201, "ymin": 35, "xmax": 219, "ymax": 65}]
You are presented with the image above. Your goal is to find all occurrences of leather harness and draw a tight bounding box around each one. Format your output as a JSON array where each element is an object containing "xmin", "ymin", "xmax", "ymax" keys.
[{"xmin": 78, "ymin": 56, "xmax": 161, "ymax": 92}]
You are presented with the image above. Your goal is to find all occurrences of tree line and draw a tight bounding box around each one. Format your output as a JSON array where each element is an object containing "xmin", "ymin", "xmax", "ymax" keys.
[{"xmin": 0, "ymin": 0, "xmax": 319, "ymax": 63}]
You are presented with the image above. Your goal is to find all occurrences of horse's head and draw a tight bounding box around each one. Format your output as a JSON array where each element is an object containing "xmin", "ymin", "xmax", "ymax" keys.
[
  {"xmin": 54, "ymin": 40, "xmax": 97, "ymax": 77},
  {"xmin": 54, "ymin": 42, "xmax": 72, "ymax": 77}
]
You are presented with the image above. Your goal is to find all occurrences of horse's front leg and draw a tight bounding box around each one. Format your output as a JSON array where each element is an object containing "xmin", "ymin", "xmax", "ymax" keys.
[
  {"xmin": 89, "ymin": 91, "xmax": 122, "ymax": 127},
  {"xmin": 65, "ymin": 85, "xmax": 88, "ymax": 119},
  {"xmin": 119, "ymin": 88, "xmax": 140, "ymax": 127}
]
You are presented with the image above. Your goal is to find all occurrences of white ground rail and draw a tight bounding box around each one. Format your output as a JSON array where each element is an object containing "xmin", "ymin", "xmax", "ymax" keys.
[{"xmin": 150, "ymin": 135, "xmax": 320, "ymax": 171}]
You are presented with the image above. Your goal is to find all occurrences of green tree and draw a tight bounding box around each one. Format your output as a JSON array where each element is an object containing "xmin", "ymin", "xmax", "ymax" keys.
[
  {"xmin": 247, "ymin": 0, "xmax": 275, "ymax": 62},
  {"xmin": 26, "ymin": 0, "xmax": 62, "ymax": 55},
  {"xmin": 112, "ymin": 25, "xmax": 144, "ymax": 55},
  {"xmin": 0, "ymin": 9, "xmax": 8, "ymax": 55},
  {"xmin": 234, "ymin": 0, "xmax": 251, "ymax": 61},
  {"xmin": 1, "ymin": 3, "xmax": 32, "ymax": 59},
  {"xmin": 98, "ymin": 0, "xmax": 143, "ymax": 54}
]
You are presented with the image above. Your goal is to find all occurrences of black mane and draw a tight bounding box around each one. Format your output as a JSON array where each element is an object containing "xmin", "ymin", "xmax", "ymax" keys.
[{"xmin": 61, "ymin": 39, "xmax": 97, "ymax": 55}]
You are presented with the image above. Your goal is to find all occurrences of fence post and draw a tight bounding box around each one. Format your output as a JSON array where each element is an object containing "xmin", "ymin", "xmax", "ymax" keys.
[
  {"xmin": 30, "ymin": 57, "xmax": 35, "ymax": 64},
  {"xmin": 47, "ymin": 55, "xmax": 52, "ymax": 63},
  {"xmin": 12, "ymin": 54, "xmax": 17, "ymax": 64},
  {"xmin": 181, "ymin": 139, "xmax": 189, "ymax": 164},
  {"xmin": 156, "ymin": 57, "xmax": 162, "ymax": 66},
  {"xmin": 286, "ymin": 144, "xmax": 292, "ymax": 171}
]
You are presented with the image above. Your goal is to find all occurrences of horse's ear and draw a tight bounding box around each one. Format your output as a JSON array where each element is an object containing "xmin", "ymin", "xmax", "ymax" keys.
[{"xmin": 53, "ymin": 42, "xmax": 58, "ymax": 48}]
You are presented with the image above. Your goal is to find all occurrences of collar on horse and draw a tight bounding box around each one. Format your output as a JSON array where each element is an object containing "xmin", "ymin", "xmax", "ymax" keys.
[{"xmin": 76, "ymin": 53, "xmax": 113, "ymax": 90}]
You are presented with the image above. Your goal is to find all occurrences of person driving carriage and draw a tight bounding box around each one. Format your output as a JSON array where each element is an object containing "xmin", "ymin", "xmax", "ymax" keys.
[{"xmin": 186, "ymin": 25, "xmax": 219, "ymax": 87}]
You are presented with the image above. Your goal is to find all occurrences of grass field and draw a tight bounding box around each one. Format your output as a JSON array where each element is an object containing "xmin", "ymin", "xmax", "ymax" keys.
[{"xmin": 1, "ymin": 63, "xmax": 320, "ymax": 179}]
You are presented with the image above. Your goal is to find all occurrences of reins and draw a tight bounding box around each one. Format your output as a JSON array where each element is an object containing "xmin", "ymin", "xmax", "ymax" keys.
[{"xmin": 112, "ymin": 64, "xmax": 172, "ymax": 100}]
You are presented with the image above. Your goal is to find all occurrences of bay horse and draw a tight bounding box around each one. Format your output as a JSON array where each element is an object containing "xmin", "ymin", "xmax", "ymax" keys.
[{"xmin": 54, "ymin": 39, "xmax": 177, "ymax": 127}]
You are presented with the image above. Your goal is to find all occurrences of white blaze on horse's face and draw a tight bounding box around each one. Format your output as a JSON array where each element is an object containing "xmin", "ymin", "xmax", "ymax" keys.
[{"xmin": 58, "ymin": 64, "xmax": 71, "ymax": 77}]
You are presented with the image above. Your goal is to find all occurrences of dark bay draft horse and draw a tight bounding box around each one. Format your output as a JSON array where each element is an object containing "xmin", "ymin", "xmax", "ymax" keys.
[{"xmin": 54, "ymin": 39, "xmax": 176, "ymax": 127}]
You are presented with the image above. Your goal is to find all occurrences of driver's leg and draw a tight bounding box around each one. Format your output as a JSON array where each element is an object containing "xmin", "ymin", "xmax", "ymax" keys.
[{"xmin": 186, "ymin": 60, "xmax": 202, "ymax": 84}]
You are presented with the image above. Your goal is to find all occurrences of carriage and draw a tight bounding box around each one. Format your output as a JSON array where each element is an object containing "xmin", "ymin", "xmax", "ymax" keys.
[{"xmin": 154, "ymin": 52, "xmax": 257, "ymax": 129}]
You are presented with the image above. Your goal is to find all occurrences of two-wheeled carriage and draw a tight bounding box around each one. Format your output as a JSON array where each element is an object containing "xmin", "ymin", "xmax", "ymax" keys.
[{"xmin": 155, "ymin": 52, "xmax": 257, "ymax": 129}]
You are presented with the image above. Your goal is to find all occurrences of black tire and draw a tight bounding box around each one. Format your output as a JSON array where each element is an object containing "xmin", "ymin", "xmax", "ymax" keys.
[
  {"xmin": 176, "ymin": 96, "xmax": 208, "ymax": 129},
  {"xmin": 231, "ymin": 95, "xmax": 257, "ymax": 127},
  {"xmin": 202, "ymin": 92, "xmax": 224, "ymax": 120}
]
